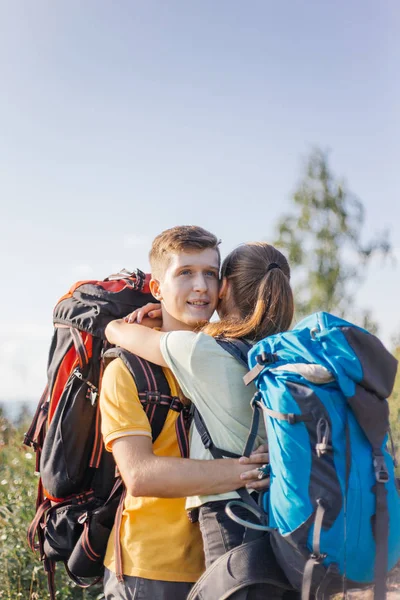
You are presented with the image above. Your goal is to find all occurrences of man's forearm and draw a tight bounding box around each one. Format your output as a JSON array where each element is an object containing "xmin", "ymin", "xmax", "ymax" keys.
[
  {"xmin": 115, "ymin": 450, "xmax": 245, "ymax": 498},
  {"xmin": 111, "ymin": 435, "xmax": 269, "ymax": 498},
  {"xmin": 128, "ymin": 456, "xmax": 244, "ymax": 497}
]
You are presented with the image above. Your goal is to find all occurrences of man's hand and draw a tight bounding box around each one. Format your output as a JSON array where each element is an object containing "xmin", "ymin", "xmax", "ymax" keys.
[
  {"xmin": 239, "ymin": 444, "xmax": 270, "ymax": 491},
  {"xmin": 125, "ymin": 302, "xmax": 162, "ymax": 325}
]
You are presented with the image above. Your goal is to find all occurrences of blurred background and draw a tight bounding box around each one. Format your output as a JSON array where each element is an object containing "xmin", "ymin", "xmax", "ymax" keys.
[{"xmin": 0, "ymin": 2, "xmax": 399, "ymax": 597}]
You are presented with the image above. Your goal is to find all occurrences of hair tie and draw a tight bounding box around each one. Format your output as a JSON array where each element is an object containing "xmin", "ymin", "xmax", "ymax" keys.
[{"xmin": 266, "ymin": 262, "xmax": 280, "ymax": 273}]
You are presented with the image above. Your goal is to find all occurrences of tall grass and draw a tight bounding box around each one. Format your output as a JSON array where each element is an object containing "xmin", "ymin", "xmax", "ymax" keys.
[{"xmin": 0, "ymin": 410, "xmax": 104, "ymax": 600}]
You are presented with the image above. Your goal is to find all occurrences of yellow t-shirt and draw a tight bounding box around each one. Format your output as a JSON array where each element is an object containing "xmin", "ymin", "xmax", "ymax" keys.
[{"xmin": 100, "ymin": 357, "xmax": 204, "ymax": 582}]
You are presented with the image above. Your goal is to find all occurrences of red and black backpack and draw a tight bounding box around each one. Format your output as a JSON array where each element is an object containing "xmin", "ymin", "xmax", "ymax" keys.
[{"xmin": 24, "ymin": 269, "xmax": 190, "ymax": 598}]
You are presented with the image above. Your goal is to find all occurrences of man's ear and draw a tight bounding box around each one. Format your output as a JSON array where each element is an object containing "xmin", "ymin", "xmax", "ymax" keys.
[
  {"xmin": 150, "ymin": 278, "xmax": 163, "ymax": 301},
  {"xmin": 219, "ymin": 277, "xmax": 228, "ymax": 300}
]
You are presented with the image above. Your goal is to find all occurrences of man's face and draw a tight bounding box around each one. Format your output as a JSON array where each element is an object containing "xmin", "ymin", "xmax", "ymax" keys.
[{"xmin": 152, "ymin": 248, "xmax": 220, "ymax": 332}]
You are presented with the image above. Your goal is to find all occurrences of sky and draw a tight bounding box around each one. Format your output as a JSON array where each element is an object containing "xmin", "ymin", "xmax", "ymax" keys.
[{"xmin": 0, "ymin": 0, "xmax": 399, "ymax": 404}]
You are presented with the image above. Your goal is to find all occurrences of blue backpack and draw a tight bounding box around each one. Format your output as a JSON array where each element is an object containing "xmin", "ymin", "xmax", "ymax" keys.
[{"xmin": 238, "ymin": 312, "xmax": 400, "ymax": 599}]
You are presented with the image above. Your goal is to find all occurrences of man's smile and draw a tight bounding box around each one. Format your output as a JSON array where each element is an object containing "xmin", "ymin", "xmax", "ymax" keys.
[{"xmin": 187, "ymin": 300, "xmax": 209, "ymax": 307}]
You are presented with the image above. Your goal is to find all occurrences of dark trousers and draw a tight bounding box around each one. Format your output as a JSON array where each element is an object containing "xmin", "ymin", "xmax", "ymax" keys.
[
  {"xmin": 198, "ymin": 501, "xmax": 300, "ymax": 600},
  {"xmin": 103, "ymin": 568, "xmax": 193, "ymax": 600}
]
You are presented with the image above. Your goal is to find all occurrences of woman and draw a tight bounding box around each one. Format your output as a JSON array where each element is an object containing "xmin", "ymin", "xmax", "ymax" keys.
[{"xmin": 106, "ymin": 242, "xmax": 295, "ymax": 598}]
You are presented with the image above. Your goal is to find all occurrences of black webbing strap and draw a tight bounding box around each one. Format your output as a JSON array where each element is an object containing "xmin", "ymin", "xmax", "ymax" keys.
[
  {"xmin": 193, "ymin": 408, "xmax": 241, "ymax": 459},
  {"xmin": 372, "ymin": 451, "xmax": 389, "ymax": 600},
  {"xmin": 215, "ymin": 337, "xmax": 251, "ymax": 369},
  {"xmin": 302, "ymin": 501, "xmax": 326, "ymax": 600},
  {"xmin": 214, "ymin": 337, "xmax": 262, "ymax": 459},
  {"xmin": 193, "ymin": 406, "xmax": 265, "ymax": 527},
  {"xmin": 242, "ymin": 394, "xmax": 262, "ymax": 458}
]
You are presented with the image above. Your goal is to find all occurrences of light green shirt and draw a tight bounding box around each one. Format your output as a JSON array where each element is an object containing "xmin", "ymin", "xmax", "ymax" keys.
[{"xmin": 160, "ymin": 331, "xmax": 266, "ymax": 508}]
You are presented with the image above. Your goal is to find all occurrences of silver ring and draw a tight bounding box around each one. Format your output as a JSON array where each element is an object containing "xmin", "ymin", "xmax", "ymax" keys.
[{"xmin": 257, "ymin": 464, "xmax": 270, "ymax": 480}]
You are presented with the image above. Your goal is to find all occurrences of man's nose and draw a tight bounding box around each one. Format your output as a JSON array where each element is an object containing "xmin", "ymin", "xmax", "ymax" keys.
[{"xmin": 192, "ymin": 273, "xmax": 208, "ymax": 292}]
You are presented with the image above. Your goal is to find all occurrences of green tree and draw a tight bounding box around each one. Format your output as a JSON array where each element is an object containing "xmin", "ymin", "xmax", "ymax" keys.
[{"xmin": 274, "ymin": 148, "xmax": 390, "ymax": 326}]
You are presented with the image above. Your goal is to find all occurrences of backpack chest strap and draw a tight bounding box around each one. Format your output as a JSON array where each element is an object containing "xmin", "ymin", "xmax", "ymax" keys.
[{"xmin": 137, "ymin": 390, "xmax": 188, "ymax": 414}]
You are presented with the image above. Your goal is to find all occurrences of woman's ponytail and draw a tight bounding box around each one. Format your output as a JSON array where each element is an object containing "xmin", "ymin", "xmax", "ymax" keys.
[{"xmin": 203, "ymin": 243, "xmax": 294, "ymax": 341}]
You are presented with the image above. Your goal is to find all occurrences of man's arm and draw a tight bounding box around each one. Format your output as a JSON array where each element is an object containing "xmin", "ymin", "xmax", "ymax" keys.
[
  {"xmin": 105, "ymin": 320, "xmax": 167, "ymax": 367},
  {"xmin": 100, "ymin": 351, "xmax": 270, "ymax": 498},
  {"xmin": 111, "ymin": 435, "xmax": 269, "ymax": 498}
]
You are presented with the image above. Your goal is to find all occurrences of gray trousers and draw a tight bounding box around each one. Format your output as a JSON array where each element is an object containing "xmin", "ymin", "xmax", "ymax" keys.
[{"xmin": 103, "ymin": 568, "xmax": 194, "ymax": 600}]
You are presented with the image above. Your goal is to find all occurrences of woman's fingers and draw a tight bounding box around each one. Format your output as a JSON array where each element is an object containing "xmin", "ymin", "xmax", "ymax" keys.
[
  {"xmin": 124, "ymin": 303, "xmax": 161, "ymax": 324},
  {"xmin": 240, "ymin": 465, "xmax": 268, "ymax": 481},
  {"xmin": 240, "ymin": 462, "xmax": 270, "ymax": 490},
  {"xmin": 124, "ymin": 310, "xmax": 139, "ymax": 323},
  {"xmin": 239, "ymin": 451, "xmax": 269, "ymax": 465}
]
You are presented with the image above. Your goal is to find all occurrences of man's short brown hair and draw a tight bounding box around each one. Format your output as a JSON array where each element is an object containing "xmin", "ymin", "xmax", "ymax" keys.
[{"xmin": 149, "ymin": 225, "xmax": 221, "ymax": 279}]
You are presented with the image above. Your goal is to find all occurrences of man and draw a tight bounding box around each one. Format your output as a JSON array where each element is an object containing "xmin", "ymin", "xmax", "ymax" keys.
[{"xmin": 100, "ymin": 225, "xmax": 268, "ymax": 600}]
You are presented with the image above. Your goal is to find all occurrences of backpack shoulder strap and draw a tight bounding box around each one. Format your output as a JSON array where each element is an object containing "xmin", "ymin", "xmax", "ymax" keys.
[
  {"xmin": 103, "ymin": 347, "xmax": 189, "ymax": 450},
  {"xmin": 215, "ymin": 337, "xmax": 251, "ymax": 368},
  {"xmin": 212, "ymin": 337, "xmax": 261, "ymax": 458},
  {"xmin": 192, "ymin": 337, "xmax": 259, "ymax": 461}
]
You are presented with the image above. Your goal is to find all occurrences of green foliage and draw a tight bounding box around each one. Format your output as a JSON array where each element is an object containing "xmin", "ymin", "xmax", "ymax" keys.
[
  {"xmin": 0, "ymin": 415, "xmax": 104, "ymax": 600},
  {"xmin": 274, "ymin": 148, "xmax": 391, "ymax": 326}
]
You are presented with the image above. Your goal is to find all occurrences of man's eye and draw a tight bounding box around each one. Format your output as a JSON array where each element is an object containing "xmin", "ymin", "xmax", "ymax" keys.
[
  {"xmin": 180, "ymin": 270, "xmax": 191, "ymax": 276},
  {"xmin": 205, "ymin": 271, "xmax": 217, "ymax": 277}
]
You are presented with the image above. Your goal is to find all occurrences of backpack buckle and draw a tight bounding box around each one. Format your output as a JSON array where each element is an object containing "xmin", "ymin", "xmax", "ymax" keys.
[
  {"xmin": 200, "ymin": 431, "xmax": 212, "ymax": 449},
  {"xmin": 250, "ymin": 392, "xmax": 262, "ymax": 408},
  {"xmin": 373, "ymin": 455, "xmax": 389, "ymax": 483},
  {"xmin": 310, "ymin": 552, "xmax": 327, "ymax": 563},
  {"xmin": 256, "ymin": 352, "xmax": 278, "ymax": 365},
  {"xmin": 145, "ymin": 391, "xmax": 161, "ymax": 404},
  {"xmin": 78, "ymin": 512, "xmax": 89, "ymax": 525}
]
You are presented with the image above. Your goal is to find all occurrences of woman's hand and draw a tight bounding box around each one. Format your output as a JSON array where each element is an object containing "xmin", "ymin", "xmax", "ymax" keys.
[
  {"xmin": 238, "ymin": 444, "xmax": 270, "ymax": 491},
  {"xmin": 125, "ymin": 302, "xmax": 162, "ymax": 325}
]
